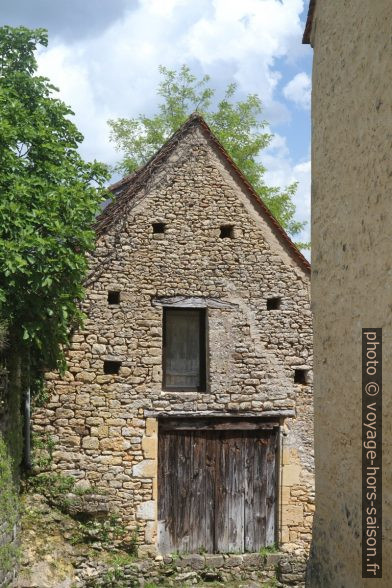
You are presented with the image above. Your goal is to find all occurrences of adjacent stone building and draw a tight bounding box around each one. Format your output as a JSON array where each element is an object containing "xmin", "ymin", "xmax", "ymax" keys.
[
  {"xmin": 33, "ymin": 114, "xmax": 313, "ymax": 556},
  {"xmin": 304, "ymin": 1, "xmax": 392, "ymax": 586}
]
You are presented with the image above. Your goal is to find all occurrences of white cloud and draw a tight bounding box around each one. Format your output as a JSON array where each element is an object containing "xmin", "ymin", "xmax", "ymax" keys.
[
  {"xmin": 35, "ymin": 0, "xmax": 311, "ymax": 245},
  {"xmin": 263, "ymin": 134, "xmax": 311, "ymax": 247},
  {"xmin": 283, "ymin": 72, "xmax": 311, "ymax": 110},
  {"xmin": 36, "ymin": 0, "xmax": 308, "ymax": 164}
]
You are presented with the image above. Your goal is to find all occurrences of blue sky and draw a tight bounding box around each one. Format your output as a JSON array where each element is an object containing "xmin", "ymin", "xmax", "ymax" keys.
[{"xmin": 3, "ymin": 0, "xmax": 312, "ymax": 245}]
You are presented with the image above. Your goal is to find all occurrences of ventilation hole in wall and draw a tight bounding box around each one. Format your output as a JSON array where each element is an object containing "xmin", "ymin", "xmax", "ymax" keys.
[
  {"xmin": 152, "ymin": 222, "xmax": 165, "ymax": 234},
  {"xmin": 104, "ymin": 360, "xmax": 122, "ymax": 375},
  {"xmin": 108, "ymin": 291, "xmax": 120, "ymax": 305},
  {"xmin": 267, "ymin": 297, "xmax": 282, "ymax": 310},
  {"xmin": 294, "ymin": 369, "xmax": 308, "ymax": 385},
  {"xmin": 220, "ymin": 225, "xmax": 234, "ymax": 239}
]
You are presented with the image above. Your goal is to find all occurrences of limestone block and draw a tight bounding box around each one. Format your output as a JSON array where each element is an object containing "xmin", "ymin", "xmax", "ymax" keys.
[
  {"xmin": 282, "ymin": 504, "xmax": 304, "ymax": 526},
  {"xmin": 45, "ymin": 372, "xmax": 57, "ymax": 380},
  {"xmin": 122, "ymin": 427, "xmax": 139, "ymax": 437},
  {"xmin": 90, "ymin": 425, "xmax": 108, "ymax": 438},
  {"xmin": 75, "ymin": 394, "xmax": 91, "ymax": 406},
  {"xmin": 132, "ymin": 459, "xmax": 156, "ymax": 478},
  {"xmin": 82, "ymin": 436, "xmax": 99, "ymax": 450},
  {"xmin": 142, "ymin": 436, "xmax": 157, "ymax": 459},
  {"xmin": 100, "ymin": 437, "xmax": 131, "ymax": 451},
  {"xmin": 55, "ymin": 408, "xmax": 74, "ymax": 419},
  {"xmin": 281, "ymin": 526, "xmax": 290, "ymax": 543},
  {"xmin": 65, "ymin": 436, "xmax": 81, "ymax": 447},
  {"xmin": 152, "ymin": 366, "xmax": 162, "ymax": 382},
  {"xmin": 77, "ymin": 371, "xmax": 96, "ymax": 383},
  {"xmin": 92, "ymin": 344, "xmax": 106, "ymax": 355},
  {"xmin": 282, "ymin": 448, "xmax": 299, "ymax": 466},
  {"xmin": 281, "ymin": 486, "xmax": 291, "ymax": 505},
  {"xmin": 145, "ymin": 520, "xmax": 157, "ymax": 543},
  {"xmin": 282, "ymin": 464, "xmax": 302, "ymax": 486},
  {"xmin": 136, "ymin": 500, "xmax": 156, "ymax": 520},
  {"xmin": 145, "ymin": 418, "xmax": 158, "ymax": 436}
]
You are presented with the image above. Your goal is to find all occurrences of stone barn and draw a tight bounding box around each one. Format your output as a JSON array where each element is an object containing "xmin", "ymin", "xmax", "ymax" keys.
[{"xmin": 33, "ymin": 113, "xmax": 314, "ymax": 557}]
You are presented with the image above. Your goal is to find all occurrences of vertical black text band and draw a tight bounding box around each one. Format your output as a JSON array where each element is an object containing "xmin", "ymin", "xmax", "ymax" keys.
[{"xmin": 362, "ymin": 328, "xmax": 382, "ymax": 578}]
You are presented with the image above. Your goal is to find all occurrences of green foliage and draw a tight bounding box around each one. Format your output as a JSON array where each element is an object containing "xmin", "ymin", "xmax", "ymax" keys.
[
  {"xmin": 71, "ymin": 515, "xmax": 138, "ymax": 554},
  {"xmin": 106, "ymin": 553, "xmax": 137, "ymax": 567},
  {"xmin": 30, "ymin": 378, "xmax": 50, "ymax": 409},
  {"xmin": 98, "ymin": 566, "xmax": 127, "ymax": 588},
  {"xmin": 31, "ymin": 431, "xmax": 55, "ymax": 470},
  {"xmin": 0, "ymin": 432, "xmax": 20, "ymax": 573},
  {"xmin": 28, "ymin": 471, "xmax": 76, "ymax": 501},
  {"xmin": 0, "ymin": 26, "xmax": 109, "ymax": 374},
  {"xmin": 260, "ymin": 544, "xmax": 279, "ymax": 556},
  {"xmin": 3, "ymin": 350, "xmax": 24, "ymax": 479},
  {"xmin": 0, "ymin": 321, "xmax": 8, "ymax": 417},
  {"xmin": 108, "ymin": 64, "xmax": 305, "ymax": 240}
]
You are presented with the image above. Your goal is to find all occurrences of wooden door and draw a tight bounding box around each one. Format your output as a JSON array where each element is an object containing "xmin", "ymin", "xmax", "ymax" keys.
[{"xmin": 158, "ymin": 421, "xmax": 278, "ymax": 554}]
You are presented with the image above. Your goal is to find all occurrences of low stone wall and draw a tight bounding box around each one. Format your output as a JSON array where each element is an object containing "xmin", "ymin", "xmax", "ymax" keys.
[{"xmin": 73, "ymin": 551, "xmax": 307, "ymax": 587}]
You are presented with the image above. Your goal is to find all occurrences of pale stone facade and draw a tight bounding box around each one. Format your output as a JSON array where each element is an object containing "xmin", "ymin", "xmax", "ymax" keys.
[
  {"xmin": 33, "ymin": 115, "xmax": 313, "ymax": 555},
  {"xmin": 305, "ymin": 1, "xmax": 392, "ymax": 586}
]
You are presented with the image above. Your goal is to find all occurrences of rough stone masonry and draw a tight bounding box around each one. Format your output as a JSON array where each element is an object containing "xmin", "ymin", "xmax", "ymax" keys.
[{"xmin": 32, "ymin": 114, "xmax": 314, "ymax": 557}]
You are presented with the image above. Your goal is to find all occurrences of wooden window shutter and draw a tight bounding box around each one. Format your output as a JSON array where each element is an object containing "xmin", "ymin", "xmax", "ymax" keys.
[{"xmin": 163, "ymin": 308, "xmax": 206, "ymax": 391}]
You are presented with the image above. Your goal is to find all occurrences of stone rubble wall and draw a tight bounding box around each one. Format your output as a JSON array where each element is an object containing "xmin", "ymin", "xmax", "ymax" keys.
[
  {"xmin": 75, "ymin": 551, "xmax": 306, "ymax": 587},
  {"xmin": 33, "ymin": 125, "xmax": 313, "ymax": 555}
]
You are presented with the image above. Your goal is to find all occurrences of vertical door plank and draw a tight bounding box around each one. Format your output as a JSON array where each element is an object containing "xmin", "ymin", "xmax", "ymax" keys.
[
  {"xmin": 174, "ymin": 431, "xmax": 192, "ymax": 552},
  {"xmin": 189, "ymin": 431, "xmax": 213, "ymax": 552},
  {"xmin": 244, "ymin": 431, "xmax": 268, "ymax": 550},
  {"xmin": 158, "ymin": 429, "xmax": 177, "ymax": 553},
  {"xmin": 266, "ymin": 430, "xmax": 278, "ymax": 546},
  {"xmin": 205, "ymin": 431, "xmax": 216, "ymax": 552},
  {"xmin": 244, "ymin": 433, "xmax": 254, "ymax": 551},
  {"xmin": 215, "ymin": 432, "xmax": 245, "ymax": 552}
]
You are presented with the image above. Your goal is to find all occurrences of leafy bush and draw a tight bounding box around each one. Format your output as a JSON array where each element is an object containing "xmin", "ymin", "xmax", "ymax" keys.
[{"xmin": 0, "ymin": 433, "xmax": 20, "ymax": 573}]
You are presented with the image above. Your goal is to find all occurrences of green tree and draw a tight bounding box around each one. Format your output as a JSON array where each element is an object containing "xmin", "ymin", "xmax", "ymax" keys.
[
  {"xmin": 109, "ymin": 65, "xmax": 306, "ymax": 241},
  {"xmin": 0, "ymin": 26, "xmax": 109, "ymax": 375}
]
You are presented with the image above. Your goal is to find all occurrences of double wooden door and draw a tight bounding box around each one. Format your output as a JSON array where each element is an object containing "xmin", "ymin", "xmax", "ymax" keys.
[{"xmin": 158, "ymin": 421, "xmax": 278, "ymax": 553}]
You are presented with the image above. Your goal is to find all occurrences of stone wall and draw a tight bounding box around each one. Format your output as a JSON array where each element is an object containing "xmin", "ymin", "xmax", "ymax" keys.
[
  {"xmin": 33, "ymin": 122, "xmax": 313, "ymax": 556},
  {"xmin": 307, "ymin": 1, "xmax": 392, "ymax": 586},
  {"xmin": 75, "ymin": 551, "xmax": 307, "ymax": 587}
]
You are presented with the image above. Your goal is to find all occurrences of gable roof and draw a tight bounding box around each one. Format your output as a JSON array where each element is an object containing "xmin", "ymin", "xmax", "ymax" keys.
[
  {"xmin": 303, "ymin": 0, "xmax": 317, "ymax": 44},
  {"xmin": 96, "ymin": 113, "xmax": 310, "ymax": 273}
]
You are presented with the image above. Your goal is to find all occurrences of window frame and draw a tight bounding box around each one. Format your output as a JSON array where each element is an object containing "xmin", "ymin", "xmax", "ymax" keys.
[{"xmin": 162, "ymin": 307, "xmax": 207, "ymax": 392}]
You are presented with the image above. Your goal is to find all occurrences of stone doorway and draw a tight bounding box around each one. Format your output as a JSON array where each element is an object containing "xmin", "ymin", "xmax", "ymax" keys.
[{"xmin": 157, "ymin": 418, "xmax": 278, "ymax": 554}]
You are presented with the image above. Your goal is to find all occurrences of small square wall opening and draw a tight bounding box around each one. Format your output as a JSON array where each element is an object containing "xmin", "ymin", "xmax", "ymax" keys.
[
  {"xmin": 104, "ymin": 360, "xmax": 122, "ymax": 375},
  {"xmin": 294, "ymin": 369, "xmax": 308, "ymax": 385},
  {"xmin": 108, "ymin": 291, "xmax": 120, "ymax": 305},
  {"xmin": 267, "ymin": 297, "xmax": 282, "ymax": 311},
  {"xmin": 220, "ymin": 225, "xmax": 234, "ymax": 239},
  {"xmin": 152, "ymin": 222, "xmax": 165, "ymax": 234}
]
